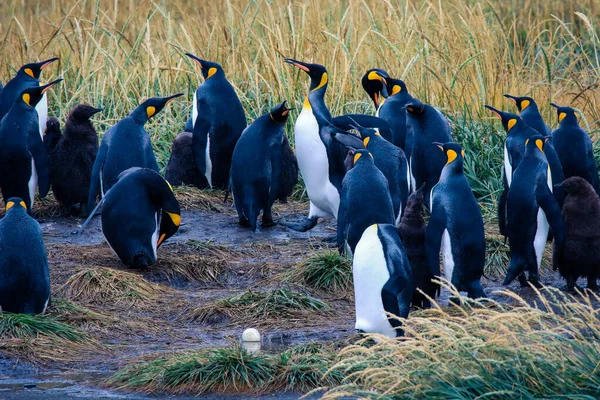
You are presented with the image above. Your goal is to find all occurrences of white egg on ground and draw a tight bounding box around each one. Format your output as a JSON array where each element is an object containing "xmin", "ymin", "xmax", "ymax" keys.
[{"xmin": 242, "ymin": 328, "xmax": 261, "ymax": 342}]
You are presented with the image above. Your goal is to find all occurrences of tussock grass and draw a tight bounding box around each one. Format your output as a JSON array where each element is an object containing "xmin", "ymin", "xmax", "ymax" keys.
[
  {"xmin": 58, "ymin": 267, "xmax": 164, "ymax": 305},
  {"xmin": 153, "ymin": 254, "xmax": 230, "ymax": 284},
  {"xmin": 48, "ymin": 298, "xmax": 113, "ymax": 326},
  {"xmin": 288, "ymin": 250, "xmax": 353, "ymax": 294},
  {"xmin": 174, "ymin": 187, "xmax": 227, "ymax": 212},
  {"xmin": 191, "ymin": 288, "xmax": 330, "ymax": 326},
  {"xmin": 0, "ymin": 312, "xmax": 88, "ymax": 343}
]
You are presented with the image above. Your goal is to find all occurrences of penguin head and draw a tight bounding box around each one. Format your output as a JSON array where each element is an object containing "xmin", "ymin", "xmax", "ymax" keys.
[
  {"xmin": 19, "ymin": 78, "xmax": 63, "ymax": 108},
  {"xmin": 185, "ymin": 53, "xmax": 224, "ymax": 80},
  {"xmin": 554, "ymin": 176, "xmax": 594, "ymax": 196},
  {"xmin": 484, "ymin": 105, "xmax": 523, "ymax": 133},
  {"xmin": 404, "ymin": 98, "xmax": 426, "ymax": 116},
  {"xmin": 284, "ymin": 58, "xmax": 328, "ymax": 93},
  {"xmin": 351, "ymin": 148, "xmax": 374, "ymax": 165},
  {"xmin": 136, "ymin": 93, "xmax": 183, "ymax": 122},
  {"xmin": 361, "ymin": 68, "xmax": 390, "ymax": 109},
  {"xmin": 433, "ymin": 142, "xmax": 465, "ymax": 169},
  {"xmin": 524, "ymin": 134, "xmax": 547, "ymax": 154},
  {"xmin": 504, "ymin": 94, "xmax": 539, "ymax": 113},
  {"xmin": 387, "ymin": 78, "xmax": 408, "ymax": 98},
  {"xmin": 46, "ymin": 117, "xmax": 61, "ymax": 134},
  {"xmin": 18, "ymin": 57, "xmax": 59, "ymax": 80},
  {"xmin": 5, "ymin": 197, "xmax": 27, "ymax": 213},
  {"xmin": 349, "ymin": 124, "xmax": 380, "ymax": 147},
  {"xmin": 269, "ymin": 101, "xmax": 293, "ymax": 123},
  {"xmin": 550, "ymin": 103, "xmax": 578, "ymax": 125},
  {"xmin": 68, "ymin": 104, "xmax": 103, "ymax": 122}
]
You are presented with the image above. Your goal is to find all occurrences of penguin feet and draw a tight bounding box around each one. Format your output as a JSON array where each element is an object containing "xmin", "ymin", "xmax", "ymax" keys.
[
  {"xmin": 528, "ymin": 279, "xmax": 544, "ymax": 289},
  {"xmin": 279, "ymin": 216, "xmax": 319, "ymax": 232},
  {"xmin": 238, "ymin": 217, "xmax": 250, "ymax": 228},
  {"xmin": 518, "ymin": 273, "xmax": 528, "ymax": 288},
  {"xmin": 261, "ymin": 217, "xmax": 276, "ymax": 228}
]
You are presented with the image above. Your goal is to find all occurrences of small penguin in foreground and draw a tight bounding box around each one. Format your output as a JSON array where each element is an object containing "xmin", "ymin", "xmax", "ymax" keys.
[
  {"xmin": 335, "ymin": 134, "xmax": 395, "ymax": 255},
  {"xmin": 50, "ymin": 104, "xmax": 103, "ymax": 216},
  {"xmin": 504, "ymin": 136, "xmax": 565, "ymax": 287},
  {"xmin": 230, "ymin": 101, "xmax": 291, "ymax": 231},
  {"xmin": 43, "ymin": 116, "xmax": 61, "ymax": 155},
  {"xmin": 353, "ymin": 224, "xmax": 413, "ymax": 338},
  {"xmin": 425, "ymin": 142, "xmax": 486, "ymax": 299},
  {"xmin": 550, "ymin": 103, "xmax": 600, "ymax": 194},
  {"xmin": 553, "ymin": 177, "xmax": 600, "ymax": 291},
  {"xmin": 0, "ymin": 80, "xmax": 62, "ymax": 212},
  {"xmin": 102, "ymin": 168, "xmax": 181, "ymax": 269},
  {"xmin": 0, "ymin": 198, "xmax": 50, "ymax": 314},
  {"xmin": 165, "ymin": 132, "xmax": 206, "ymax": 188},
  {"xmin": 88, "ymin": 93, "xmax": 182, "ymax": 210},
  {"xmin": 398, "ymin": 183, "xmax": 429, "ymax": 308}
]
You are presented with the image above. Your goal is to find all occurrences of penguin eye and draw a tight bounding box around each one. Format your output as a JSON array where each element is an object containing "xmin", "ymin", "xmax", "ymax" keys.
[
  {"xmin": 520, "ymin": 99, "xmax": 530, "ymax": 110},
  {"xmin": 207, "ymin": 67, "xmax": 217, "ymax": 78},
  {"xmin": 22, "ymin": 93, "xmax": 31, "ymax": 106},
  {"xmin": 6, "ymin": 201, "xmax": 14, "ymax": 211},
  {"xmin": 24, "ymin": 68, "xmax": 34, "ymax": 78},
  {"xmin": 146, "ymin": 106, "xmax": 156, "ymax": 118},
  {"xmin": 558, "ymin": 112, "xmax": 567, "ymax": 122},
  {"xmin": 507, "ymin": 119, "xmax": 517, "ymax": 130}
]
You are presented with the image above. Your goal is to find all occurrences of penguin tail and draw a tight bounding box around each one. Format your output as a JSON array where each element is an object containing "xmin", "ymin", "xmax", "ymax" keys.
[{"xmin": 131, "ymin": 253, "xmax": 153, "ymax": 269}]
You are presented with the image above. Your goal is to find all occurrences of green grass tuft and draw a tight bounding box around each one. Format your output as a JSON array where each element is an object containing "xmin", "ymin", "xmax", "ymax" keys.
[
  {"xmin": 289, "ymin": 251, "xmax": 353, "ymax": 294},
  {"xmin": 0, "ymin": 312, "xmax": 89, "ymax": 343}
]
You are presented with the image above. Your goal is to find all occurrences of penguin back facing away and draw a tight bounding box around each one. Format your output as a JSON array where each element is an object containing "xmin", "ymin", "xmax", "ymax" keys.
[
  {"xmin": 230, "ymin": 101, "xmax": 291, "ymax": 231},
  {"xmin": 50, "ymin": 104, "xmax": 102, "ymax": 215},
  {"xmin": 165, "ymin": 131, "xmax": 206, "ymax": 188},
  {"xmin": 0, "ymin": 198, "xmax": 50, "ymax": 314},
  {"xmin": 553, "ymin": 176, "xmax": 600, "ymax": 290},
  {"xmin": 101, "ymin": 168, "xmax": 181, "ymax": 269},
  {"xmin": 277, "ymin": 135, "xmax": 299, "ymax": 203}
]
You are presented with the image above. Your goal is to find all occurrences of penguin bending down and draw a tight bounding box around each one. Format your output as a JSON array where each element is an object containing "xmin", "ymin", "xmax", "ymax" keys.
[
  {"xmin": 361, "ymin": 68, "xmax": 390, "ymax": 114},
  {"xmin": 398, "ymin": 183, "xmax": 429, "ymax": 308},
  {"xmin": 230, "ymin": 101, "xmax": 292, "ymax": 231},
  {"xmin": 425, "ymin": 142, "xmax": 486, "ymax": 299},
  {"xmin": 50, "ymin": 104, "xmax": 103, "ymax": 216},
  {"xmin": 332, "ymin": 114, "xmax": 393, "ymax": 143},
  {"xmin": 405, "ymin": 99, "xmax": 453, "ymax": 205},
  {"xmin": 352, "ymin": 125, "xmax": 409, "ymax": 223},
  {"xmin": 353, "ymin": 224, "xmax": 413, "ymax": 338},
  {"xmin": 0, "ymin": 198, "xmax": 50, "ymax": 314},
  {"xmin": 0, "ymin": 80, "xmax": 62, "ymax": 212},
  {"xmin": 550, "ymin": 104, "xmax": 600, "ymax": 194},
  {"xmin": 165, "ymin": 132, "xmax": 206, "ymax": 188},
  {"xmin": 377, "ymin": 78, "xmax": 414, "ymax": 150},
  {"xmin": 43, "ymin": 117, "xmax": 61, "ymax": 155},
  {"xmin": 504, "ymin": 136, "xmax": 565, "ymax": 287},
  {"xmin": 0, "ymin": 58, "xmax": 60, "ymax": 140},
  {"xmin": 185, "ymin": 53, "xmax": 247, "ymax": 190},
  {"xmin": 102, "ymin": 168, "xmax": 181, "ymax": 269},
  {"xmin": 553, "ymin": 177, "xmax": 600, "ymax": 291},
  {"xmin": 280, "ymin": 58, "xmax": 348, "ymax": 232},
  {"xmin": 334, "ymin": 133, "xmax": 395, "ymax": 256},
  {"xmin": 88, "ymin": 94, "xmax": 182, "ymax": 210}
]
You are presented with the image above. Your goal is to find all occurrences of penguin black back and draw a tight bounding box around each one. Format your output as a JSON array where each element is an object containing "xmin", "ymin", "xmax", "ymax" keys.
[
  {"xmin": 377, "ymin": 78, "xmax": 413, "ymax": 149},
  {"xmin": 0, "ymin": 198, "xmax": 50, "ymax": 314},
  {"xmin": 50, "ymin": 104, "xmax": 102, "ymax": 216},
  {"xmin": 102, "ymin": 168, "xmax": 181, "ymax": 269},
  {"xmin": 186, "ymin": 53, "xmax": 247, "ymax": 190},
  {"xmin": 87, "ymin": 93, "xmax": 182, "ymax": 210}
]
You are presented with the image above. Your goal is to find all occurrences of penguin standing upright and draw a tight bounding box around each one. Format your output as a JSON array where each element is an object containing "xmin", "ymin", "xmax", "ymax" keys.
[
  {"xmin": 50, "ymin": 104, "xmax": 103, "ymax": 216},
  {"xmin": 0, "ymin": 58, "xmax": 59, "ymax": 140},
  {"xmin": 334, "ymin": 134, "xmax": 395, "ymax": 255},
  {"xmin": 352, "ymin": 125, "xmax": 409, "ymax": 223},
  {"xmin": 425, "ymin": 142, "xmax": 486, "ymax": 299},
  {"xmin": 377, "ymin": 78, "xmax": 413, "ymax": 150},
  {"xmin": 353, "ymin": 223, "xmax": 413, "ymax": 338},
  {"xmin": 361, "ymin": 68, "xmax": 390, "ymax": 114},
  {"xmin": 230, "ymin": 101, "xmax": 292, "ymax": 231},
  {"xmin": 550, "ymin": 103, "xmax": 600, "ymax": 194},
  {"xmin": 87, "ymin": 94, "xmax": 182, "ymax": 209},
  {"xmin": 0, "ymin": 80, "xmax": 62, "ymax": 212},
  {"xmin": 281, "ymin": 58, "xmax": 348, "ymax": 232},
  {"xmin": 102, "ymin": 168, "xmax": 181, "ymax": 269},
  {"xmin": 0, "ymin": 198, "xmax": 49, "ymax": 314},
  {"xmin": 503, "ymin": 135, "xmax": 565, "ymax": 287},
  {"xmin": 185, "ymin": 53, "xmax": 247, "ymax": 189},
  {"xmin": 405, "ymin": 99, "xmax": 453, "ymax": 204}
]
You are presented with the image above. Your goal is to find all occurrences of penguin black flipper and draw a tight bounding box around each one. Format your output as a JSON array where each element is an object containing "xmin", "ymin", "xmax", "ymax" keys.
[
  {"xmin": 424, "ymin": 201, "xmax": 446, "ymax": 297},
  {"xmin": 191, "ymin": 98, "xmax": 212, "ymax": 186},
  {"xmin": 498, "ymin": 171, "xmax": 508, "ymax": 237},
  {"xmin": 87, "ymin": 141, "xmax": 108, "ymax": 210},
  {"xmin": 537, "ymin": 178, "xmax": 565, "ymax": 262},
  {"xmin": 265, "ymin": 139, "xmax": 283, "ymax": 226},
  {"xmin": 381, "ymin": 273, "xmax": 410, "ymax": 335},
  {"xmin": 336, "ymin": 191, "xmax": 348, "ymax": 254},
  {"xmin": 184, "ymin": 116, "xmax": 193, "ymax": 133},
  {"xmin": 332, "ymin": 114, "xmax": 393, "ymax": 142},
  {"xmin": 27, "ymin": 126, "xmax": 50, "ymax": 197}
]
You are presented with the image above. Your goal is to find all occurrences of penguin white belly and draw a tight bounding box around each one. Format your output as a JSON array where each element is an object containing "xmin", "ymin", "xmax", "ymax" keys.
[
  {"xmin": 35, "ymin": 93, "xmax": 48, "ymax": 140},
  {"xmin": 406, "ymin": 159, "xmax": 411, "ymax": 194},
  {"xmin": 205, "ymin": 134, "xmax": 212, "ymax": 188},
  {"xmin": 100, "ymin": 169, "xmax": 105, "ymax": 197},
  {"xmin": 192, "ymin": 91, "xmax": 198, "ymax": 126},
  {"xmin": 151, "ymin": 212, "xmax": 159, "ymax": 259},
  {"xmin": 504, "ymin": 144, "xmax": 512, "ymax": 186},
  {"xmin": 353, "ymin": 225, "xmax": 397, "ymax": 339},
  {"xmin": 294, "ymin": 108, "xmax": 338, "ymax": 219},
  {"xmin": 410, "ymin": 160, "xmax": 417, "ymax": 195},
  {"xmin": 533, "ymin": 208, "xmax": 549, "ymax": 269},
  {"xmin": 42, "ymin": 297, "xmax": 50, "ymax": 314},
  {"xmin": 441, "ymin": 229, "xmax": 455, "ymax": 284},
  {"xmin": 28, "ymin": 159, "xmax": 37, "ymax": 209}
]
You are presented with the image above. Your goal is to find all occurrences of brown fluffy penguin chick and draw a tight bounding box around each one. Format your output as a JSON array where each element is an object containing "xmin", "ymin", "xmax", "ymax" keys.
[
  {"xmin": 44, "ymin": 117, "xmax": 61, "ymax": 156},
  {"xmin": 50, "ymin": 104, "xmax": 102, "ymax": 216},
  {"xmin": 553, "ymin": 176, "xmax": 600, "ymax": 291},
  {"xmin": 398, "ymin": 183, "xmax": 429, "ymax": 307},
  {"xmin": 165, "ymin": 132, "xmax": 206, "ymax": 188},
  {"xmin": 277, "ymin": 135, "xmax": 299, "ymax": 203}
]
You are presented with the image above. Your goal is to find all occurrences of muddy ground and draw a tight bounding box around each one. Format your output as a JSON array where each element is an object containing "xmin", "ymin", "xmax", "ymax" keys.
[{"xmin": 0, "ymin": 189, "xmax": 592, "ymax": 399}]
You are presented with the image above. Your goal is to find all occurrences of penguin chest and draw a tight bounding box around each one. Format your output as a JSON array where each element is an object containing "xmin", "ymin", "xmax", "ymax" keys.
[
  {"xmin": 28, "ymin": 158, "xmax": 37, "ymax": 209},
  {"xmin": 191, "ymin": 91, "xmax": 212, "ymax": 187},
  {"xmin": 533, "ymin": 207, "xmax": 549, "ymax": 269},
  {"xmin": 151, "ymin": 212, "xmax": 159, "ymax": 259},
  {"xmin": 35, "ymin": 93, "xmax": 48, "ymax": 140},
  {"xmin": 294, "ymin": 108, "xmax": 338, "ymax": 217},
  {"xmin": 353, "ymin": 226, "xmax": 397, "ymax": 339},
  {"xmin": 504, "ymin": 144, "xmax": 512, "ymax": 186},
  {"xmin": 441, "ymin": 229, "xmax": 455, "ymax": 284}
]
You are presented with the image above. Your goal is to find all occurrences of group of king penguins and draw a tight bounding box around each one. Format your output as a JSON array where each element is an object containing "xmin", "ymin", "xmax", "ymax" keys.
[{"xmin": 0, "ymin": 54, "xmax": 598, "ymax": 341}]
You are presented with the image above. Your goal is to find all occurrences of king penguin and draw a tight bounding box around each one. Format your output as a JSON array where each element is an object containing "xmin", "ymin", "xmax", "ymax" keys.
[
  {"xmin": 0, "ymin": 80, "xmax": 62, "ymax": 212},
  {"xmin": 334, "ymin": 133, "xmax": 395, "ymax": 256},
  {"xmin": 550, "ymin": 103, "xmax": 600, "ymax": 194},
  {"xmin": 353, "ymin": 223, "xmax": 413, "ymax": 338},
  {"xmin": 87, "ymin": 93, "xmax": 183, "ymax": 210},
  {"xmin": 425, "ymin": 142, "xmax": 486, "ymax": 299},
  {"xmin": 165, "ymin": 131, "xmax": 206, "ymax": 188},
  {"xmin": 281, "ymin": 58, "xmax": 348, "ymax": 232},
  {"xmin": 0, "ymin": 58, "xmax": 59, "ymax": 140},
  {"xmin": 377, "ymin": 78, "xmax": 414, "ymax": 150},
  {"xmin": 0, "ymin": 198, "xmax": 50, "ymax": 315},
  {"xmin": 504, "ymin": 135, "xmax": 565, "ymax": 287},
  {"xmin": 230, "ymin": 101, "xmax": 292, "ymax": 231},
  {"xmin": 361, "ymin": 68, "xmax": 390, "ymax": 114},
  {"xmin": 102, "ymin": 167, "xmax": 181, "ymax": 269},
  {"xmin": 185, "ymin": 53, "xmax": 247, "ymax": 190}
]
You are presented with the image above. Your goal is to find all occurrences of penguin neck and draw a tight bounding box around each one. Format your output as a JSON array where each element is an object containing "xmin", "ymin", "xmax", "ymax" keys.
[
  {"xmin": 16, "ymin": 70, "xmax": 39, "ymax": 83},
  {"xmin": 560, "ymin": 115, "xmax": 578, "ymax": 127},
  {"xmin": 65, "ymin": 118, "xmax": 94, "ymax": 139},
  {"xmin": 440, "ymin": 161, "xmax": 464, "ymax": 180},
  {"xmin": 130, "ymin": 107, "xmax": 150, "ymax": 125},
  {"xmin": 308, "ymin": 86, "xmax": 331, "ymax": 123}
]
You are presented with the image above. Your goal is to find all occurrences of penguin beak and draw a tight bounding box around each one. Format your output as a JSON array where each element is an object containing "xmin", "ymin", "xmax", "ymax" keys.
[
  {"xmin": 284, "ymin": 58, "xmax": 310, "ymax": 72},
  {"xmin": 37, "ymin": 57, "xmax": 60, "ymax": 70},
  {"xmin": 40, "ymin": 78, "xmax": 64, "ymax": 94},
  {"xmin": 550, "ymin": 103, "xmax": 559, "ymax": 109},
  {"xmin": 185, "ymin": 52, "xmax": 205, "ymax": 68},
  {"xmin": 503, "ymin": 94, "xmax": 518, "ymax": 103},
  {"xmin": 432, "ymin": 141, "xmax": 444, "ymax": 151},
  {"xmin": 164, "ymin": 93, "xmax": 184, "ymax": 105},
  {"xmin": 484, "ymin": 105, "xmax": 504, "ymax": 120},
  {"xmin": 91, "ymin": 107, "xmax": 104, "ymax": 115}
]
